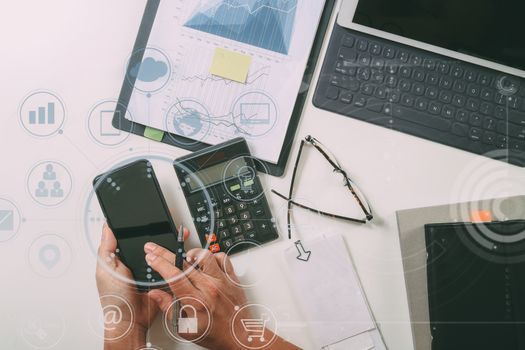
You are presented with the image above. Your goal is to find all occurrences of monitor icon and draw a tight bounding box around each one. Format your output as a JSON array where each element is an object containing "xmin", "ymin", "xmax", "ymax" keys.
[{"xmin": 240, "ymin": 103, "xmax": 271, "ymax": 125}]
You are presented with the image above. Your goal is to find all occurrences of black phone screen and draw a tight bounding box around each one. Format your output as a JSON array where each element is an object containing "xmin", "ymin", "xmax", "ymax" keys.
[{"xmin": 94, "ymin": 160, "xmax": 177, "ymax": 285}]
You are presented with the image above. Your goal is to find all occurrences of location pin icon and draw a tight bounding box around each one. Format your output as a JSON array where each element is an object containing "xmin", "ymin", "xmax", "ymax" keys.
[{"xmin": 39, "ymin": 244, "xmax": 61, "ymax": 270}]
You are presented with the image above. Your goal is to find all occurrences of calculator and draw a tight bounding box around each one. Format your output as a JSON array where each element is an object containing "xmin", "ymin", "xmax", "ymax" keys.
[{"xmin": 174, "ymin": 138, "xmax": 279, "ymax": 255}]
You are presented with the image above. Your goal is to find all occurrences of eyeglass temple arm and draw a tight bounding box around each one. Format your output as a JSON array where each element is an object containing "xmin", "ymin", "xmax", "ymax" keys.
[{"xmin": 272, "ymin": 190, "xmax": 368, "ymax": 224}]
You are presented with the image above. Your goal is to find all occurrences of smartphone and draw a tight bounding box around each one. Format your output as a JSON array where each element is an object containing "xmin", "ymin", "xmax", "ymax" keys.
[{"xmin": 93, "ymin": 159, "xmax": 178, "ymax": 288}]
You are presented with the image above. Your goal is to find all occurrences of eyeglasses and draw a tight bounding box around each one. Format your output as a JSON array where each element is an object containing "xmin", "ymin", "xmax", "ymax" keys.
[{"xmin": 272, "ymin": 135, "xmax": 374, "ymax": 239}]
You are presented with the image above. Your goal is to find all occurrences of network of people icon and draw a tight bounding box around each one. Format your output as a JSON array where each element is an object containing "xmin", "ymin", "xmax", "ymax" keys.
[{"xmin": 35, "ymin": 164, "xmax": 65, "ymax": 198}]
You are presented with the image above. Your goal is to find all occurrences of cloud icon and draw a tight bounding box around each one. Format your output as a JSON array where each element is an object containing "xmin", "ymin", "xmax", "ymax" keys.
[{"xmin": 129, "ymin": 57, "xmax": 168, "ymax": 82}]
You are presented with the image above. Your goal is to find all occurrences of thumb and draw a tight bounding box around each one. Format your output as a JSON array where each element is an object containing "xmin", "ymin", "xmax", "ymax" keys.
[{"xmin": 148, "ymin": 289, "xmax": 175, "ymax": 320}]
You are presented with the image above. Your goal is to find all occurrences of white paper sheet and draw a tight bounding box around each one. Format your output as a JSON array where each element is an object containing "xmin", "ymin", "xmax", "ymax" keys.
[
  {"xmin": 283, "ymin": 234, "xmax": 378, "ymax": 348},
  {"xmin": 126, "ymin": 0, "xmax": 327, "ymax": 163}
]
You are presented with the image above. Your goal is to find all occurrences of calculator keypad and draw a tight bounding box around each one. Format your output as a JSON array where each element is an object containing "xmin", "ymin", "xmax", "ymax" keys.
[{"xmin": 189, "ymin": 179, "xmax": 278, "ymax": 255}]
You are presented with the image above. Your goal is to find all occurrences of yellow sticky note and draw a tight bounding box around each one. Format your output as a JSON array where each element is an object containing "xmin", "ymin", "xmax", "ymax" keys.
[{"xmin": 209, "ymin": 48, "xmax": 252, "ymax": 83}]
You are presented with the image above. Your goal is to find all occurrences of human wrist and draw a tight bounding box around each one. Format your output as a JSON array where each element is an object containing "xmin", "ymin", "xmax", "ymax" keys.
[{"xmin": 104, "ymin": 324, "xmax": 147, "ymax": 350}]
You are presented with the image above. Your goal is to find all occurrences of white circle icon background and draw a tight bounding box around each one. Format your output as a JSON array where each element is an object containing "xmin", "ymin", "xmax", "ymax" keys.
[
  {"xmin": 27, "ymin": 161, "xmax": 72, "ymax": 207},
  {"xmin": 19, "ymin": 91, "xmax": 66, "ymax": 137},
  {"xmin": 88, "ymin": 295, "xmax": 134, "ymax": 341},
  {"xmin": 28, "ymin": 234, "xmax": 72, "ymax": 278},
  {"xmin": 18, "ymin": 310, "xmax": 65, "ymax": 349},
  {"xmin": 87, "ymin": 100, "xmax": 132, "ymax": 146},
  {"xmin": 0, "ymin": 198, "xmax": 22, "ymax": 242},
  {"xmin": 231, "ymin": 304, "xmax": 277, "ymax": 349}
]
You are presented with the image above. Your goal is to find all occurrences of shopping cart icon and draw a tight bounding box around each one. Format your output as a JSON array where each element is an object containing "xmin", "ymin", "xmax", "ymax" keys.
[{"xmin": 240, "ymin": 314, "xmax": 269, "ymax": 342}]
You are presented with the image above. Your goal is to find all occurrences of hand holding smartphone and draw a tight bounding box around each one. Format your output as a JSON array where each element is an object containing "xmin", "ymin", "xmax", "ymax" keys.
[{"xmin": 93, "ymin": 160, "xmax": 178, "ymax": 289}]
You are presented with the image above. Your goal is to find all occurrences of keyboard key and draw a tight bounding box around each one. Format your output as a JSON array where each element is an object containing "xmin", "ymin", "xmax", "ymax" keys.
[
  {"xmin": 335, "ymin": 60, "xmax": 356, "ymax": 75},
  {"xmin": 369, "ymin": 42, "xmax": 382, "ymax": 55},
  {"xmin": 399, "ymin": 79, "xmax": 411, "ymax": 92},
  {"xmin": 507, "ymin": 95, "xmax": 520, "ymax": 109},
  {"xmin": 428, "ymin": 102, "xmax": 442, "ymax": 115},
  {"xmin": 415, "ymin": 98, "xmax": 428, "ymax": 110},
  {"xmin": 223, "ymin": 239, "xmax": 233, "ymax": 250},
  {"xmin": 400, "ymin": 66, "xmax": 412, "ymax": 78},
  {"xmin": 374, "ymin": 86, "xmax": 387, "ymax": 99},
  {"xmin": 358, "ymin": 53, "xmax": 371, "ymax": 66},
  {"xmin": 466, "ymin": 99, "xmax": 480, "ymax": 111},
  {"xmin": 452, "ymin": 95, "xmax": 466, "ymax": 107},
  {"xmin": 494, "ymin": 106, "xmax": 506, "ymax": 119},
  {"xmin": 508, "ymin": 123, "xmax": 525, "ymax": 140},
  {"xmin": 245, "ymin": 231, "xmax": 257, "ymax": 241},
  {"xmin": 439, "ymin": 76, "xmax": 453, "ymax": 90},
  {"xmin": 442, "ymin": 105, "xmax": 455, "ymax": 119},
  {"xmin": 209, "ymin": 244, "xmax": 221, "ymax": 253},
  {"xmin": 342, "ymin": 35, "xmax": 355, "ymax": 47},
  {"xmin": 412, "ymin": 83, "xmax": 425, "ymax": 96},
  {"xmin": 385, "ymin": 62, "xmax": 398, "ymax": 74},
  {"xmin": 371, "ymin": 70, "xmax": 385, "ymax": 83},
  {"xmin": 354, "ymin": 96, "xmax": 367, "ymax": 107},
  {"xmin": 398, "ymin": 50, "xmax": 410, "ymax": 62},
  {"xmin": 482, "ymin": 117, "xmax": 497, "ymax": 130},
  {"xmin": 439, "ymin": 91, "xmax": 452, "ymax": 103},
  {"xmin": 340, "ymin": 91, "xmax": 353, "ymax": 104},
  {"xmin": 236, "ymin": 202, "xmax": 248, "ymax": 211},
  {"xmin": 383, "ymin": 46, "xmax": 396, "ymax": 59},
  {"xmin": 410, "ymin": 54, "xmax": 423, "ymax": 66},
  {"xmin": 387, "ymin": 89, "xmax": 401, "ymax": 103},
  {"xmin": 480, "ymin": 88, "xmax": 494, "ymax": 101},
  {"xmin": 243, "ymin": 221, "xmax": 255, "ymax": 231},
  {"xmin": 371, "ymin": 57, "xmax": 385, "ymax": 69},
  {"xmin": 480, "ymin": 102, "xmax": 494, "ymax": 115},
  {"xmin": 366, "ymin": 98, "xmax": 384, "ymax": 112},
  {"xmin": 361, "ymin": 84, "xmax": 375, "ymax": 95},
  {"xmin": 494, "ymin": 93, "xmax": 507, "ymax": 105},
  {"xmin": 510, "ymin": 139, "xmax": 525, "ymax": 151},
  {"xmin": 452, "ymin": 123, "xmax": 469, "ymax": 136},
  {"xmin": 219, "ymin": 229, "xmax": 231, "ymax": 239},
  {"xmin": 482, "ymin": 132, "xmax": 496, "ymax": 145},
  {"xmin": 357, "ymin": 39, "xmax": 368, "ymax": 51},
  {"xmin": 231, "ymin": 225, "xmax": 243, "ymax": 235},
  {"xmin": 413, "ymin": 69, "xmax": 425, "ymax": 82},
  {"xmin": 401, "ymin": 94, "xmax": 415, "ymax": 107},
  {"xmin": 426, "ymin": 73, "xmax": 439, "ymax": 85},
  {"xmin": 496, "ymin": 135, "xmax": 508, "ymax": 148},
  {"xmin": 385, "ymin": 75, "xmax": 397, "ymax": 88},
  {"xmin": 497, "ymin": 121, "xmax": 507, "ymax": 134},
  {"xmin": 467, "ymin": 84, "xmax": 481, "ymax": 97},
  {"xmin": 239, "ymin": 211, "xmax": 251, "ymax": 220},
  {"xmin": 478, "ymin": 74, "xmax": 492, "ymax": 86},
  {"xmin": 437, "ymin": 61, "xmax": 450, "ymax": 74},
  {"xmin": 218, "ymin": 220, "xmax": 227, "ymax": 229},
  {"xmin": 425, "ymin": 87, "xmax": 438, "ymax": 99},
  {"xmin": 469, "ymin": 113, "xmax": 482, "ymax": 126},
  {"xmin": 392, "ymin": 106, "xmax": 451, "ymax": 131},
  {"xmin": 254, "ymin": 207, "xmax": 265, "ymax": 216},
  {"xmin": 469, "ymin": 127, "xmax": 482, "ymax": 141},
  {"xmin": 338, "ymin": 47, "xmax": 357, "ymax": 61},
  {"xmin": 451, "ymin": 66, "xmax": 464, "ymax": 78},
  {"xmin": 233, "ymin": 235, "xmax": 244, "ymax": 243},
  {"xmin": 227, "ymin": 216, "xmax": 239, "ymax": 225},
  {"xmin": 325, "ymin": 86, "xmax": 339, "ymax": 100},
  {"xmin": 456, "ymin": 109, "xmax": 469, "ymax": 122},
  {"xmin": 465, "ymin": 70, "xmax": 478, "ymax": 82},
  {"xmin": 357, "ymin": 67, "xmax": 371, "ymax": 80},
  {"xmin": 452, "ymin": 80, "xmax": 466, "ymax": 93},
  {"xmin": 224, "ymin": 205, "xmax": 236, "ymax": 215},
  {"xmin": 423, "ymin": 58, "xmax": 436, "ymax": 70}
]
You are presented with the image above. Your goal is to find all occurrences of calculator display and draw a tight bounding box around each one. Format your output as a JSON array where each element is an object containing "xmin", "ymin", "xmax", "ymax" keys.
[{"xmin": 186, "ymin": 157, "xmax": 249, "ymax": 192}]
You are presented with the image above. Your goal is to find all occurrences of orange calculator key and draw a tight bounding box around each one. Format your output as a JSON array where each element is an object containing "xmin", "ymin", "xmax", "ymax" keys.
[
  {"xmin": 209, "ymin": 244, "xmax": 221, "ymax": 253},
  {"xmin": 205, "ymin": 233, "xmax": 217, "ymax": 243}
]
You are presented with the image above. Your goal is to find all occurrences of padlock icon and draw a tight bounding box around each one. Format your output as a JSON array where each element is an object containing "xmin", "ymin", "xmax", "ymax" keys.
[{"xmin": 178, "ymin": 305, "xmax": 198, "ymax": 334}]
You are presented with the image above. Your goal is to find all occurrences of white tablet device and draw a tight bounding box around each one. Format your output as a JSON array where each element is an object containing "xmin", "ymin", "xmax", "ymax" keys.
[{"xmin": 336, "ymin": 0, "xmax": 525, "ymax": 79}]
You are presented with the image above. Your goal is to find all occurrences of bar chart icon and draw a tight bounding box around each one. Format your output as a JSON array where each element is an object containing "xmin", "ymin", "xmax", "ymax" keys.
[{"xmin": 29, "ymin": 102, "xmax": 56, "ymax": 125}]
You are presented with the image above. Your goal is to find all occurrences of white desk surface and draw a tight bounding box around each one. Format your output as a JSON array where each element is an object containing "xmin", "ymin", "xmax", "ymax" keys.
[{"xmin": 1, "ymin": 1, "xmax": 524, "ymax": 349}]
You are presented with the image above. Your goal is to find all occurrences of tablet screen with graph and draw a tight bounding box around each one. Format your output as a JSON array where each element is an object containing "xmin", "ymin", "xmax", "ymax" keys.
[{"xmin": 124, "ymin": 0, "xmax": 327, "ymax": 164}]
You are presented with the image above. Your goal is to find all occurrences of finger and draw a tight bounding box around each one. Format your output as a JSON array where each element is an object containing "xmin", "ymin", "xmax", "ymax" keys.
[
  {"xmin": 98, "ymin": 223, "xmax": 117, "ymax": 257},
  {"xmin": 185, "ymin": 248, "xmax": 223, "ymax": 279},
  {"xmin": 148, "ymin": 289, "xmax": 174, "ymax": 321},
  {"xmin": 182, "ymin": 227, "xmax": 190, "ymax": 241},
  {"xmin": 214, "ymin": 252, "xmax": 239, "ymax": 282},
  {"xmin": 146, "ymin": 253, "xmax": 196, "ymax": 296},
  {"xmin": 144, "ymin": 243, "xmax": 176, "ymax": 264}
]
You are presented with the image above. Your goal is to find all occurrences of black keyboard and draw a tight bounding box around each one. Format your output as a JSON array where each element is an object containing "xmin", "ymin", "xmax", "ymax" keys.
[{"xmin": 314, "ymin": 24, "xmax": 525, "ymax": 166}]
